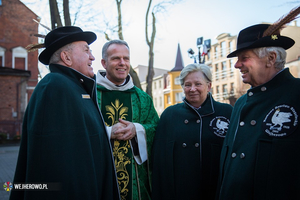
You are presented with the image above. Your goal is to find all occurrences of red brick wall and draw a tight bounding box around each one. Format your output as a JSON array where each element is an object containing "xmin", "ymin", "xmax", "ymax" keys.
[{"xmin": 0, "ymin": 0, "xmax": 39, "ymax": 137}]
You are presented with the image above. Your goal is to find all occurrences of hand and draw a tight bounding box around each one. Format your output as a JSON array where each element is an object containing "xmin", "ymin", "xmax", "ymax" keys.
[
  {"xmin": 111, "ymin": 122, "xmax": 126, "ymax": 139},
  {"xmin": 114, "ymin": 119, "xmax": 137, "ymax": 141}
]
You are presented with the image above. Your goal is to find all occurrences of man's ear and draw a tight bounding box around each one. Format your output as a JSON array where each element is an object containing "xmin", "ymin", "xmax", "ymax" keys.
[
  {"xmin": 61, "ymin": 51, "xmax": 72, "ymax": 66},
  {"xmin": 267, "ymin": 51, "xmax": 277, "ymax": 68},
  {"xmin": 101, "ymin": 59, "xmax": 107, "ymax": 69}
]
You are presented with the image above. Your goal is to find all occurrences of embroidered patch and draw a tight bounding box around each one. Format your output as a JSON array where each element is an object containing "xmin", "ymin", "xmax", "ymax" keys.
[
  {"xmin": 262, "ymin": 104, "xmax": 298, "ymax": 137},
  {"xmin": 209, "ymin": 116, "xmax": 230, "ymax": 138}
]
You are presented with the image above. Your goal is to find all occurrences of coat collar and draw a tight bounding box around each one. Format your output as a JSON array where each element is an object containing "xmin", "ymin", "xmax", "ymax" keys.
[
  {"xmin": 49, "ymin": 64, "xmax": 96, "ymax": 97},
  {"xmin": 183, "ymin": 93, "xmax": 215, "ymax": 117}
]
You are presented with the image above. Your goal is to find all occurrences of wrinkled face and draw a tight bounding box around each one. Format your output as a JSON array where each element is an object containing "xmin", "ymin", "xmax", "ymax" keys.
[
  {"xmin": 183, "ymin": 71, "xmax": 211, "ymax": 108},
  {"xmin": 68, "ymin": 41, "xmax": 95, "ymax": 78},
  {"xmin": 235, "ymin": 49, "xmax": 269, "ymax": 87},
  {"xmin": 101, "ymin": 44, "xmax": 130, "ymax": 85}
]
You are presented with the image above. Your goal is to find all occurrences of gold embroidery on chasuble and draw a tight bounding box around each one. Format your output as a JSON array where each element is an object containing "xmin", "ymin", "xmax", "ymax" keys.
[{"xmin": 100, "ymin": 90, "xmax": 133, "ymax": 200}]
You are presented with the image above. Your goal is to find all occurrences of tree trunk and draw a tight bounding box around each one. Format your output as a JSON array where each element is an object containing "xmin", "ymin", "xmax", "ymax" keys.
[
  {"xmin": 145, "ymin": 0, "xmax": 156, "ymax": 98},
  {"xmin": 63, "ymin": 0, "xmax": 71, "ymax": 26},
  {"xmin": 115, "ymin": 0, "xmax": 141, "ymax": 89},
  {"xmin": 49, "ymin": 0, "xmax": 62, "ymax": 29}
]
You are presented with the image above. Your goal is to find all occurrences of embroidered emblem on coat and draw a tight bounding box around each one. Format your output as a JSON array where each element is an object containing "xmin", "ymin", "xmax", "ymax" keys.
[
  {"xmin": 262, "ymin": 104, "xmax": 298, "ymax": 137},
  {"xmin": 209, "ymin": 116, "xmax": 230, "ymax": 138}
]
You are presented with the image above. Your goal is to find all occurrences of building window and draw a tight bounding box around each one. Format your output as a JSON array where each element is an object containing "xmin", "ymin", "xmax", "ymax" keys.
[
  {"xmin": 154, "ymin": 98, "xmax": 157, "ymax": 107},
  {"xmin": 230, "ymin": 59, "xmax": 235, "ymax": 77},
  {"xmin": 215, "ymin": 64, "xmax": 219, "ymax": 80},
  {"xmin": 12, "ymin": 46, "xmax": 27, "ymax": 70},
  {"xmin": 215, "ymin": 46, "xmax": 218, "ymax": 59},
  {"xmin": 0, "ymin": 46, "xmax": 5, "ymax": 66},
  {"xmin": 221, "ymin": 41, "xmax": 226, "ymax": 57},
  {"xmin": 154, "ymin": 82, "xmax": 157, "ymax": 90},
  {"xmin": 167, "ymin": 75, "xmax": 170, "ymax": 88},
  {"xmin": 230, "ymin": 82, "xmax": 234, "ymax": 95},
  {"xmin": 222, "ymin": 84, "xmax": 228, "ymax": 95},
  {"xmin": 229, "ymin": 41, "xmax": 234, "ymax": 52},
  {"xmin": 216, "ymin": 85, "xmax": 219, "ymax": 94},
  {"xmin": 159, "ymin": 80, "xmax": 161, "ymax": 88},
  {"xmin": 167, "ymin": 95, "xmax": 171, "ymax": 104},
  {"xmin": 175, "ymin": 76, "xmax": 180, "ymax": 85},
  {"xmin": 159, "ymin": 96, "xmax": 162, "ymax": 106},
  {"xmin": 175, "ymin": 92, "xmax": 184, "ymax": 102},
  {"xmin": 222, "ymin": 61, "xmax": 227, "ymax": 79}
]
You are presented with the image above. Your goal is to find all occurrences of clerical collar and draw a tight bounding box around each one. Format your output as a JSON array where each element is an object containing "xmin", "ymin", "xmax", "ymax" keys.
[{"xmin": 104, "ymin": 75, "xmax": 127, "ymax": 87}]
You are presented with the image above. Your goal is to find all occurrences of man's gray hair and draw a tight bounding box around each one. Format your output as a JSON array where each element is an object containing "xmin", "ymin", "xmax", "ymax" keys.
[
  {"xmin": 49, "ymin": 43, "xmax": 74, "ymax": 64},
  {"xmin": 179, "ymin": 63, "xmax": 212, "ymax": 87},
  {"xmin": 253, "ymin": 47, "xmax": 286, "ymax": 70},
  {"xmin": 102, "ymin": 40, "xmax": 129, "ymax": 61}
]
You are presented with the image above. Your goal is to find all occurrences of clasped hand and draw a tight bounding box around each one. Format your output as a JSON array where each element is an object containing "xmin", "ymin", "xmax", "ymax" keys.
[{"xmin": 111, "ymin": 119, "xmax": 136, "ymax": 140}]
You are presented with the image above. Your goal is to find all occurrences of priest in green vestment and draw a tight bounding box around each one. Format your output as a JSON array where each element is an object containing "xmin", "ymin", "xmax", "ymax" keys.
[{"xmin": 96, "ymin": 39, "xmax": 159, "ymax": 200}]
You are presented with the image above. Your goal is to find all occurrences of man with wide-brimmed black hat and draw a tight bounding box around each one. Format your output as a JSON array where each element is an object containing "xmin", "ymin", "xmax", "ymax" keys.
[
  {"xmin": 10, "ymin": 26, "xmax": 120, "ymax": 200},
  {"xmin": 216, "ymin": 18, "xmax": 300, "ymax": 199}
]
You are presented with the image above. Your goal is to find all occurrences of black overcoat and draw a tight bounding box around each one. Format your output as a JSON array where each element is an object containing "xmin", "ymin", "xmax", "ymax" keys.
[
  {"xmin": 10, "ymin": 64, "xmax": 120, "ymax": 200},
  {"xmin": 217, "ymin": 68, "xmax": 300, "ymax": 200},
  {"xmin": 152, "ymin": 94, "xmax": 232, "ymax": 200}
]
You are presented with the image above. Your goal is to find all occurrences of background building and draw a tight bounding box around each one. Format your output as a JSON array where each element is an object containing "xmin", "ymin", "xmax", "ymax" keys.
[{"xmin": 0, "ymin": 0, "xmax": 39, "ymax": 139}]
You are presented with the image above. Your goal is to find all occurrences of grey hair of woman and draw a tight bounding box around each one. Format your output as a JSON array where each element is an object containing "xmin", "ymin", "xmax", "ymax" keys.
[
  {"xmin": 102, "ymin": 39, "xmax": 129, "ymax": 61},
  {"xmin": 253, "ymin": 46, "xmax": 286, "ymax": 70},
  {"xmin": 179, "ymin": 63, "xmax": 212, "ymax": 87}
]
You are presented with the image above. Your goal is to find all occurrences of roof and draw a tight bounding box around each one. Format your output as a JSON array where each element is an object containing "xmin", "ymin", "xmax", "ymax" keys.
[{"xmin": 170, "ymin": 43, "xmax": 184, "ymax": 72}]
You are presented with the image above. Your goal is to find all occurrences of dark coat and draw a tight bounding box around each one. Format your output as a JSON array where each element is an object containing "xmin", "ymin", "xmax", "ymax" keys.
[
  {"xmin": 152, "ymin": 94, "xmax": 232, "ymax": 200},
  {"xmin": 10, "ymin": 64, "xmax": 120, "ymax": 200},
  {"xmin": 217, "ymin": 68, "xmax": 300, "ymax": 200}
]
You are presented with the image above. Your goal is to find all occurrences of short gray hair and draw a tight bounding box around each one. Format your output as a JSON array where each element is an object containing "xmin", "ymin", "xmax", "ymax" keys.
[
  {"xmin": 252, "ymin": 47, "xmax": 286, "ymax": 70},
  {"xmin": 179, "ymin": 63, "xmax": 212, "ymax": 86},
  {"xmin": 49, "ymin": 43, "xmax": 74, "ymax": 64},
  {"xmin": 102, "ymin": 40, "xmax": 129, "ymax": 61}
]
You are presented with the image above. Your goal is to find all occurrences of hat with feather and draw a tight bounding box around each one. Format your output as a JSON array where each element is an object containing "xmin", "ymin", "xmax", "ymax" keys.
[
  {"xmin": 227, "ymin": 5, "xmax": 300, "ymax": 58},
  {"xmin": 27, "ymin": 24, "xmax": 96, "ymax": 65}
]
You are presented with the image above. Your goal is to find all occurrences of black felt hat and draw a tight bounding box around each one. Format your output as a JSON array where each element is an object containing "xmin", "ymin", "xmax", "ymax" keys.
[
  {"xmin": 227, "ymin": 24, "xmax": 295, "ymax": 58},
  {"xmin": 39, "ymin": 26, "xmax": 97, "ymax": 65}
]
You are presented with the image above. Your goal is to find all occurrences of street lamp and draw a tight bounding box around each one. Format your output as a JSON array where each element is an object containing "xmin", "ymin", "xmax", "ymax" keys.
[{"xmin": 187, "ymin": 37, "xmax": 211, "ymax": 64}]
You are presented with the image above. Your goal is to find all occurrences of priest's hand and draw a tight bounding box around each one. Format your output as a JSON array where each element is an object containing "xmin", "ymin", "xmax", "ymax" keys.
[
  {"xmin": 114, "ymin": 119, "xmax": 137, "ymax": 141},
  {"xmin": 111, "ymin": 122, "xmax": 126, "ymax": 139}
]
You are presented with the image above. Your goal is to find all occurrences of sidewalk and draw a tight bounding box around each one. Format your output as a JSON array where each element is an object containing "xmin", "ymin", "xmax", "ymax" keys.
[{"xmin": 0, "ymin": 144, "xmax": 20, "ymax": 200}]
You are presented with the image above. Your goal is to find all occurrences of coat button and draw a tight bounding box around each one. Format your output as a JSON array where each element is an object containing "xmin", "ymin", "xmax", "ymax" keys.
[
  {"xmin": 79, "ymin": 78, "xmax": 84, "ymax": 83},
  {"xmin": 250, "ymin": 120, "xmax": 256, "ymax": 126},
  {"xmin": 240, "ymin": 121, "xmax": 245, "ymax": 126},
  {"xmin": 240, "ymin": 153, "xmax": 246, "ymax": 159},
  {"xmin": 231, "ymin": 152, "xmax": 237, "ymax": 158},
  {"xmin": 184, "ymin": 119, "xmax": 189, "ymax": 124},
  {"xmin": 261, "ymin": 86, "xmax": 267, "ymax": 91},
  {"xmin": 195, "ymin": 143, "xmax": 199, "ymax": 147},
  {"xmin": 248, "ymin": 92, "xmax": 253, "ymax": 96},
  {"xmin": 196, "ymin": 119, "xmax": 200, "ymax": 123},
  {"xmin": 182, "ymin": 143, "xmax": 187, "ymax": 148}
]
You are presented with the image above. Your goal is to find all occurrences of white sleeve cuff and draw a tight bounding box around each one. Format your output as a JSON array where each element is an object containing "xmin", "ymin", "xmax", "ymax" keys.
[{"xmin": 131, "ymin": 123, "xmax": 147, "ymax": 165}]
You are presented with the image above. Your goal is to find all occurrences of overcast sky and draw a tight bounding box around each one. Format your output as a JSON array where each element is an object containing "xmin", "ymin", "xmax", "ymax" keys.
[{"xmin": 22, "ymin": 0, "xmax": 299, "ymax": 75}]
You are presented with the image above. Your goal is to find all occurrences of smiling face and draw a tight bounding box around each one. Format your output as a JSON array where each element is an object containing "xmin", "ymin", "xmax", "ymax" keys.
[
  {"xmin": 235, "ymin": 49, "xmax": 274, "ymax": 87},
  {"xmin": 67, "ymin": 41, "xmax": 95, "ymax": 78},
  {"xmin": 101, "ymin": 44, "xmax": 130, "ymax": 85},
  {"xmin": 183, "ymin": 71, "xmax": 211, "ymax": 108}
]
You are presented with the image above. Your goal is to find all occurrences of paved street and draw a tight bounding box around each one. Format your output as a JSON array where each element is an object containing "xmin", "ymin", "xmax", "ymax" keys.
[{"xmin": 0, "ymin": 144, "xmax": 19, "ymax": 200}]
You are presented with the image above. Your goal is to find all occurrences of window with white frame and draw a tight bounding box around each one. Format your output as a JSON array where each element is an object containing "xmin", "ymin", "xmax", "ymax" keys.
[
  {"xmin": 12, "ymin": 46, "xmax": 27, "ymax": 70},
  {"xmin": 175, "ymin": 76, "xmax": 181, "ymax": 85},
  {"xmin": 175, "ymin": 92, "xmax": 184, "ymax": 102},
  {"xmin": 0, "ymin": 46, "xmax": 5, "ymax": 66}
]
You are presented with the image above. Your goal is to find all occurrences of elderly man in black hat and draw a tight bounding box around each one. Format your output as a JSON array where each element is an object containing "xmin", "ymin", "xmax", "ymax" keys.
[
  {"xmin": 10, "ymin": 26, "xmax": 120, "ymax": 200},
  {"xmin": 216, "ymin": 10, "xmax": 300, "ymax": 200}
]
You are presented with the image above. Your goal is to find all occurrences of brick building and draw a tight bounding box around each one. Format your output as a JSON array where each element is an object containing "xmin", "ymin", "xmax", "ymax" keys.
[{"xmin": 0, "ymin": 0, "xmax": 39, "ymax": 139}]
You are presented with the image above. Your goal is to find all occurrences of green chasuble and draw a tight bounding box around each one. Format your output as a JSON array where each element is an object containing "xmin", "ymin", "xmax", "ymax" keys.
[{"xmin": 97, "ymin": 84, "xmax": 159, "ymax": 200}]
